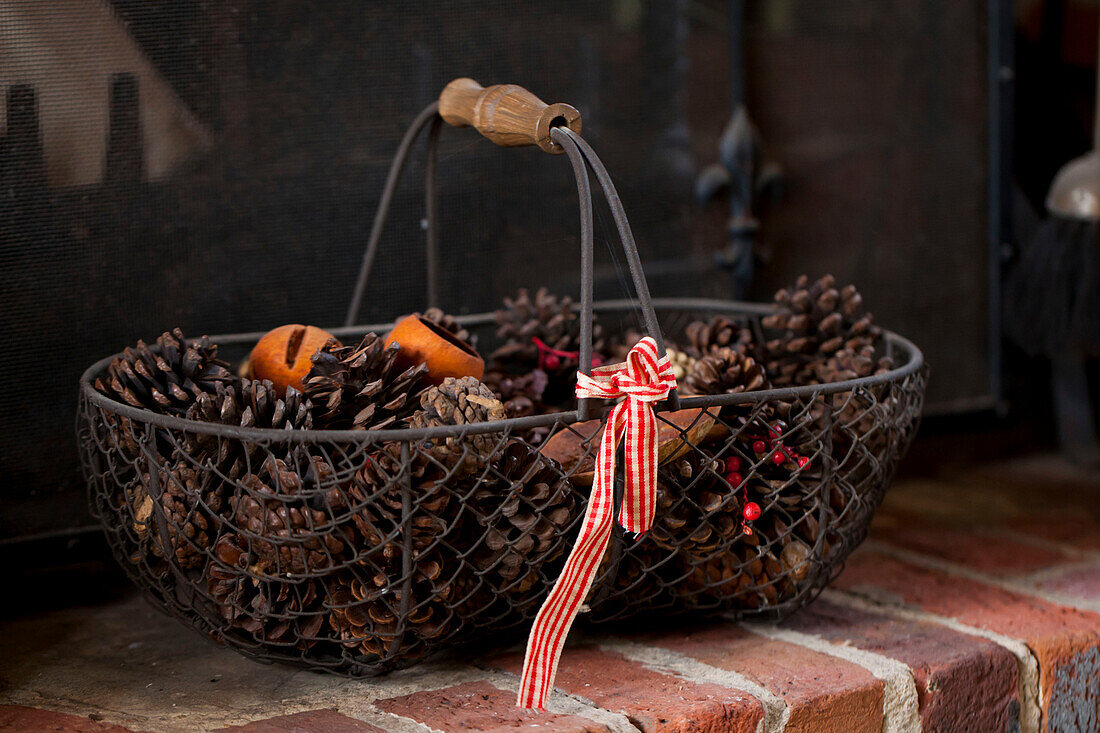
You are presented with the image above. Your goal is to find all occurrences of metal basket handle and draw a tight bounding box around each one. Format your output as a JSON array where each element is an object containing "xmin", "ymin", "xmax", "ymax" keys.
[{"xmin": 344, "ymin": 79, "xmax": 679, "ymax": 418}]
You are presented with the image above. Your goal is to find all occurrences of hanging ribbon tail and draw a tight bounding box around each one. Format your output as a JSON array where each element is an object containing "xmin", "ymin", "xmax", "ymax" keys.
[{"xmin": 517, "ymin": 336, "xmax": 674, "ymax": 710}]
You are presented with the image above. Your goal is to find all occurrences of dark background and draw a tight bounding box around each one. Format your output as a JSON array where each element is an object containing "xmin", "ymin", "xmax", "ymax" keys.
[{"xmin": 0, "ymin": 0, "xmax": 1094, "ymax": 551}]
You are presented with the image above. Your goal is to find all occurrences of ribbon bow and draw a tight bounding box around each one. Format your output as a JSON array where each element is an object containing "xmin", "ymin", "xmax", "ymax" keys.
[{"xmin": 518, "ymin": 337, "xmax": 675, "ymax": 709}]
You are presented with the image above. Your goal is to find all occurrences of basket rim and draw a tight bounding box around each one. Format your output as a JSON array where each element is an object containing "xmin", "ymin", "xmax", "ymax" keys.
[{"xmin": 79, "ymin": 297, "xmax": 925, "ymax": 443}]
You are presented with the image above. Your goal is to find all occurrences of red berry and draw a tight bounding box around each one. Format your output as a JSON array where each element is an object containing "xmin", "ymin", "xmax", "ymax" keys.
[
  {"xmin": 544, "ymin": 354, "xmax": 561, "ymax": 370},
  {"xmin": 768, "ymin": 426, "xmax": 783, "ymax": 439},
  {"xmin": 752, "ymin": 440, "xmax": 767, "ymax": 454},
  {"xmin": 797, "ymin": 456, "xmax": 810, "ymax": 469},
  {"xmin": 771, "ymin": 451, "xmax": 785, "ymax": 465},
  {"xmin": 742, "ymin": 502, "xmax": 761, "ymax": 521},
  {"xmin": 726, "ymin": 472, "xmax": 743, "ymax": 487},
  {"xmin": 725, "ymin": 457, "xmax": 742, "ymax": 473}
]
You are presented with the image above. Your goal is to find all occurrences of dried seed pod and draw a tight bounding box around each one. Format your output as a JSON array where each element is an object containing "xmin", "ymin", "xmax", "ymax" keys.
[
  {"xmin": 249, "ymin": 324, "xmax": 337, "ymax": 396},
  {"xmin": 407, "ymin": 307, "xmax": 474, "ymax": 348}
]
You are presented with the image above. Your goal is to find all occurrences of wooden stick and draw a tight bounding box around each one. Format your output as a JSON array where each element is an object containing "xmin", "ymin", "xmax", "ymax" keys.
[{"xmin": 438, "ymin": 78, "xmax": 581, "ymax": 154}]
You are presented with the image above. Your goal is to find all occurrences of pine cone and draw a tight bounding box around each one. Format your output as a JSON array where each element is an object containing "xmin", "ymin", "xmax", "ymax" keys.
[
  {"xmin": 759, "ymin": 275, "xmax": 880, "ymax": 387},
  {"xmin": 327, "ymin": 555, "xmax": 465, "ymax": 661},
  {"xmin": 490, "ymin": 288, "xmax": 606, "ymax": 404},
  {"xmin": 409, "ymin": 377, "xmax": 507, "ymax": 475},
  {"xmin": 333, "ymin": 454, "xmax": 454, "ymax": 564},
  {"xmin": 303, "ymin": 333, "xmax": 429, "ymax": 430},
  {"xmin": 650, "ymin": 414, "xmax": 820, "ymax": 600},
  {"xmin": 491, "ymin": 287, "xmax": 578, "ymax": 363},
  {"xmin": 133, "ymin": 459, "xmax": 228, "ymax": 570},
  {"xmin": 810, "ymin": 344, "xmax": 893, "ymax": 384},
  {"xmin": 605, "ymin": 327, "xmax": 645, "ymax": 364},
  {"xmin": 324, "ymin": 457, "xmax": 466, "ymax": 661},
  {"xmin": 587, "ymin": 539, "xmax": 675, "ymax": 619},
  {"xmin": 751, "ymin": 277, "xmax": 899, "ymax": 516},
  {"xmin": 227, "ymin": 456, "xmax": 348, "ymax": 576},
  {"xmin": 677, "ymin": 531, "xmax": 787, "ymax": 609},
  {"xmin": 666, "ymin": 348, "xmax": 696, "ymax": 382},
  {"xmin": 676, "ymin": 486, "xmax": 825, "ymax": 611},
  {"xmin": 649, "ymin": 451, "xmax": 739, "ymax": 554},
  {"xmin": 94, "ymin": 328, "xmax": 232, "ymax": 415},
  {"xmin": 467, "ymin": 442, "xmax": 577, "ymax": 610},
  {"xmin": 206, "ymin": 535, "xmax": 327, "ymax": 649},
  {"xmin": 185, "ymin": 379, "xmax": 313, "ymax": 480},
  {"xmin": 683, "ymin": 315, "xmax": 754, "ymax": 359},
  {"xmin": 483, "ymin": 368, "xmax": 553, "ymax": 446},
  {"xmin": 683, "ymin": 349, "xmax": 767, "ymax": 397},
  {"xmin": 483, "ymin": 369, "xmax": 549, "ymax": 418}
]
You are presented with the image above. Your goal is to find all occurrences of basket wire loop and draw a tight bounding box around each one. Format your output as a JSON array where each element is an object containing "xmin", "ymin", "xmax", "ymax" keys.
[
  {"xmin": 554, "ymin": 127, "xmax": 595, "ymax": 421},
  {"xmin": 424, "ymin": 114, "xmax": 443, "ymax": 309},
  {"xmin": 342, "ymin": 105, "xmax": 678, "ymax": 417},
  {"xmin": 395, "ymin": 440, "xmax": 414, "ymax": 657},
  {"xmin": 345, "ymin": 101, "xmax": 441, "ymax": 327}
]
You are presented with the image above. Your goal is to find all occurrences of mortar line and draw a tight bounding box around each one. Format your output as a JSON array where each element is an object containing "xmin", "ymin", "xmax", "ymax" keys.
[
  {"xmin": 361, "ymin": 709, "xmax": 442, "ymax": 733},
  {"xmin": 821, "ymin": 588, "xmax": 1043, "ymax": 733},
  {"xmin": 1020, "ymin": 556, "xmax": 1100, "ymax": 583},
  {"xmin": 737, "ymin": 620, "xmax": 920, "ymax": 733},
  {"xmin": 864, "ymin": 539, "xmax": 1100, "ymax": 614},
  {"xmin": 474, "ymin": 667, "xmax": 641, "ymax": 733},
  {"xmin": 600, "ymin": 636, "xmax": 788, "ymax": 733},
  {"xmin": 977, "ymin": 526, "xmax": 1100, "ymax": 562}
]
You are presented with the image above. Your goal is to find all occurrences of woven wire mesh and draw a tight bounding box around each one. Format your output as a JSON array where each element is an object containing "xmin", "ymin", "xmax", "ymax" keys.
[{"xmin": 77, "ymin": 303, "xmax": 925, "ymax": 674}]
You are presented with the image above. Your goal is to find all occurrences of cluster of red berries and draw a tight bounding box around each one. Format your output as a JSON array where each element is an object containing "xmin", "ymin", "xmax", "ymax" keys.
[
  {"xmin": 532, "ymin": 336, "xmax": 604, "ymax": 371},
  {"xmin": 722, "ymin": 423, "xmax": 810, "ymax": 536}
]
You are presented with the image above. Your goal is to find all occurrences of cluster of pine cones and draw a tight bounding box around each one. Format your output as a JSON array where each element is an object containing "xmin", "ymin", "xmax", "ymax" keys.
[
  {"xmin": 91, "ymin": 316, "xmax": 581, "ymax": 661},
  {"xmin": 88, "ymin": 275, "xmax": 896, "ymax": 663},
  {"xmin": 480, "ymin": 276, "xmax": 897, "ymax": 618}
]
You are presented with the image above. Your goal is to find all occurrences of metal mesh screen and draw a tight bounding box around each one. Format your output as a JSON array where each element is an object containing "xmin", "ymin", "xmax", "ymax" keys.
[
  {"xmin": 1, "ymin": 2, "xmax": 720, "ymax": 540},
  {"xmin": 4, "ymin": 1, "xmax": 987, "ymax": 543},
  {"xmin": 686, "ymin": 0, "xmax": 993, "ymax": 410}
]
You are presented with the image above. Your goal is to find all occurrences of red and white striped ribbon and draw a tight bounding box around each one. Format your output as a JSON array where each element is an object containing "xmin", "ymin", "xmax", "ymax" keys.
[{"xmin": 518, "ymin": 336, "xmax": 675, "ymax": 709}]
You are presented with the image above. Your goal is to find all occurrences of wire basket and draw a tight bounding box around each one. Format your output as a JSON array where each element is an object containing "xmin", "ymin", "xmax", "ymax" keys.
[{"xmin": 77, "ymin": 80, "xmax": 926, "ymax": 675}]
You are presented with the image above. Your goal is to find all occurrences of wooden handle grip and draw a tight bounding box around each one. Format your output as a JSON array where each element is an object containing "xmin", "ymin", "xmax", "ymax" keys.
[{"xmin": 438, "ymin": 78, "xmax": 582, "ymax": 154}]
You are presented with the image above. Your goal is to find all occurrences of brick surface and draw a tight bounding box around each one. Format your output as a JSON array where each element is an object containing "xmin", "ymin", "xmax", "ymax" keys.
[
  {"xmin": 837, "ymin": 549, "xmax": 1100, "ymax": 731},
  {"xmin": 214, "ymin": 710, "xmax": 386, "ymax": 732},
  {"xmin": 1033, "ymin": 564, "xmax": 1100, "ymax": 599},
  {"xmin": 489, "ymin": 646, "xmax": 764, "ymax": 733},
  {"xmin": 639, "ymin": 623, "xmax": 884, "ymax": 733},
  {"xmin": 784, "ymin": 597, "xmax": 1020, "ymax": 732},
  {"xmin": 375, "ymin": 680, "xmax": 609, "ymax": 732},
  {"xmin": 0, "ymin": 705, "xmax": 136, "ymax": 732},
  {"xmin": 1006, "ymin": 516, "xmax": 1100, "ymax": 553},
  {"xmin": 872, "ymin": 512, "xmax": 1075, "ymax": 574}
]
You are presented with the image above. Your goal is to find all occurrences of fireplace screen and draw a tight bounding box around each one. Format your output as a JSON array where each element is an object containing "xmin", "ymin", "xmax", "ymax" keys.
[{"xmin": 1, "ymin": 1, "xmax": 995, "ymax": 543}]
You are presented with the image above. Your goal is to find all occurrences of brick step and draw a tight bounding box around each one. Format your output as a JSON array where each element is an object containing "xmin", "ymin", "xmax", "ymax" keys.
[{"xmin": 2, "ymin": 457, "xmax": 1098, "ymax": 732}]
